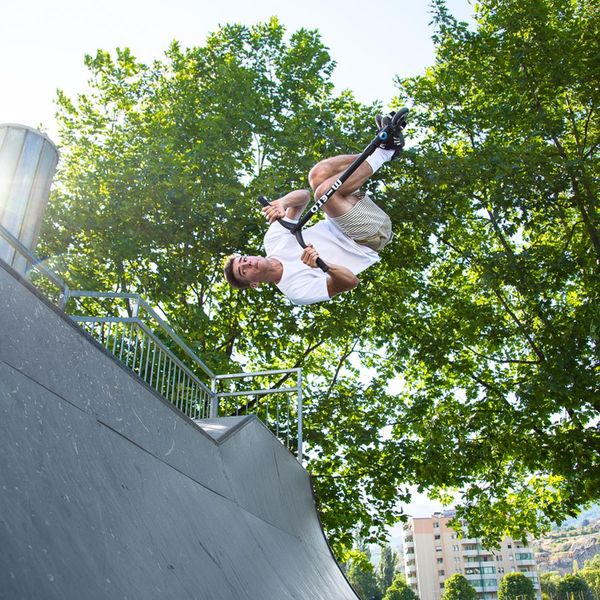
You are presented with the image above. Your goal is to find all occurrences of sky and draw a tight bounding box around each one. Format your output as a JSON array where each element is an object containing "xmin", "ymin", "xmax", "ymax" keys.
[
  {"xmin": 1, "ymin": 0, "xmax": 476, "ymax": 141},
  {"xmin": 1, "ymin": 0, "xmax": 473, "ymax": 521}
]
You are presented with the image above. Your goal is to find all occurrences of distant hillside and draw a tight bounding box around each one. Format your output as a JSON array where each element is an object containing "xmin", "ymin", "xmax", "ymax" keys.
[
  {"xmin": 533, "ymin": 511, "xmax": 600, "ymax": 574},
  {"xmin": 558, "ymin": 505, "xmax": 600, "ymax": 530}
]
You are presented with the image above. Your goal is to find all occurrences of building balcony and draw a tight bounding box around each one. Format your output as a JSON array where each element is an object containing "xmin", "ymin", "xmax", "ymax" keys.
[
  {"xmin": 473, "ymin": 583, "xmax": 499, "ymax": 593},
  {"xmin": 474, "ymin": 585, "xmax": 499, "ymax": 593},
  {"xmin": 462, "ymin": 549, "xmax": 483, "ymax": 557},
  {"xmin": 464, "ymin": 559, "xmax": 496, "ymax": 566},
  {"xmin": 516, "ymin": 557, "xmax": 536, "ymax": 566},
  {"xmin": 465, "ymin": 573, "xmax": 496, "ymax": 581}
]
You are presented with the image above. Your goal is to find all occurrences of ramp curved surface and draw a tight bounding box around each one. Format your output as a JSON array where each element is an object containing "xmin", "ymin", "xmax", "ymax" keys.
[{"xmin": 0, "ymin": 261, "xmax": 358, "ymax": 600}]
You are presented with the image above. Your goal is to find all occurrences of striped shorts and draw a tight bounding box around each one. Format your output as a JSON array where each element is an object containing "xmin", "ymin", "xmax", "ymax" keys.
[{"xmin": 331, "ymin": 192, "xmax": 393, "ymax": 252}]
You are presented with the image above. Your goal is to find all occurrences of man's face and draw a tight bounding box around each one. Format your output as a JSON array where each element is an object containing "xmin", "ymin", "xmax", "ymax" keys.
[{"xmin": 233, "ymin": 255, "xmax": 269, "ymax": 287}]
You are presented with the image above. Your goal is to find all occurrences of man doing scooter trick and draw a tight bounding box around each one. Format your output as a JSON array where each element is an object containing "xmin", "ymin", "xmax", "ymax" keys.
[{"xmin": 223, "ymin": 111, "xmax": 407, "ymax": 305}]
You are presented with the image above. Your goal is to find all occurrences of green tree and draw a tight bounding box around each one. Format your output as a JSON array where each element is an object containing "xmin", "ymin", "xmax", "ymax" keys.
[
  {"xmin": 385, "ymin": 0, "xmax": 600, "ymax": 546},
  {"xmin": 383, "ymin": 573, "xmax": 418, "ymax": 600},
  {"xmin": 584, "ymin": 556, "xmax": 600, "ymax": 571},
  {"xmin": 558, "ymin": 574, "xmax": 593, "ymax": 600},
  {"xmin": 580, "ymin": 570, "xmax": 600, "ymax": 600},
  {"xmin": 498, "ymin": 572, "xmax": 536, "ymax": 600},
  {"xmin": 541, "ymin": 571, "xmax": 562, "ymax": 600},
  {"xmin": 441, "ymin": 573, "xmax": 477, "ymax": 600},
  {"xmin": 347, "ymin": 542, "xmax": 382, "ymax": 600},
  {"xmin": 378, "ymin": 545, "xmax": 399, "ymax": 593},
  {"xmin": 582, "ymin": 555, "xmax": 600, "ymax": 600}
]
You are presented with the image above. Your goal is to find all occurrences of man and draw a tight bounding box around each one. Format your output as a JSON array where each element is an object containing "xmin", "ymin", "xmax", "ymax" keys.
[{"xmin": 223, "ymin": 112, "xmax": 405, "ymax": 305}]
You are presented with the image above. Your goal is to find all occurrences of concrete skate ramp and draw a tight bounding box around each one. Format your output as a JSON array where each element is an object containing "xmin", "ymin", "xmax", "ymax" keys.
[{"xmin": 0, "ymin": 261, "xmax": 358, "ymax": 600}]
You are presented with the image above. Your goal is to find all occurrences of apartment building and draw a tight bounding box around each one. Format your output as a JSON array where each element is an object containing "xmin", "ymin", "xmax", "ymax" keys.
[{"xmin": 403, "ymin": 510, "xmax": 541, "ymax": 600}]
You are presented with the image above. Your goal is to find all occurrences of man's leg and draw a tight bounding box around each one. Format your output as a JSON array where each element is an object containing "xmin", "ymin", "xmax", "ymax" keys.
[{"xmin": 307, "ymin": 149, "xmax": 394, "ymax": 218}]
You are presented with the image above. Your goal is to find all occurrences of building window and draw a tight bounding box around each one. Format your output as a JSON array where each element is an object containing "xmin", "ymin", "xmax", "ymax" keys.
[
  {"xmin": 439, "ymin": 570, "xmax": 445, "ymax": 577},
  {"xmin": 434, "ymin": 522, "xmax": 440, "ymax": 528},
  {"xmin": 440, "ymin": 583, "xmax": 445, "ymax": 589},
  {"xmin": 435, "ymin": 534, "xmax": 441, "ymax": 540},
  {"xmin": 507, "ymin": 544, "xmax": 512, "ymax": 549},
  {"xmin": 437, "ymin": 558, "xmax": 444, "ymax": 564},
  {"xmin": 436, "ymin": 546, "xmax": 443, "ymax": 552},
  {"xmin": 498, "ymin": 567, "xmax": 505, "ymax": 573},
  {"xmin": 453, "ymin": 545, "xmax": 460, "ymax": 552}
]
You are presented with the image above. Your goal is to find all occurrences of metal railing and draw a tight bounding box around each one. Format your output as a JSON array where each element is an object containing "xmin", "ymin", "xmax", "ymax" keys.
[
  {"xmin": 215, "ymin": 368, "xmax": 303, "ymax": 460},
  {"xmin": 66, "ymin": 291, "xmax": 216, "ymax": 421},
  {"xmin": 0, "ymin": 223, "xmax": 304, "ymax": 460},
  {"xmin": 0, "ymin": 223, "xmax": 69, "ymax": 308}
]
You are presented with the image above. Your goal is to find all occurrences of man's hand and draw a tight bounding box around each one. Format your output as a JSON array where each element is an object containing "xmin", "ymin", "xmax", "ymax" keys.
[
  {"xmin": 262, "ymin": 199, "xmax": 286, "ymax": 223},
  {"xmin": 300, "ymin": 244, "xmax": 359, "ymax": 297},
  {"xmin": 300, "ymin": 244, "xmax": 321, "ymax": 268},
  {"xmin": 262, "ymin": 190, "xmax": 310, "ymax": 223}
]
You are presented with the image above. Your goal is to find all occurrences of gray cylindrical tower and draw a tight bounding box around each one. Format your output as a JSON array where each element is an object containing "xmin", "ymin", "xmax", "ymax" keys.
[{"xmin": 0, "ymin": 123, "xmax": 59, "ymax": 275}]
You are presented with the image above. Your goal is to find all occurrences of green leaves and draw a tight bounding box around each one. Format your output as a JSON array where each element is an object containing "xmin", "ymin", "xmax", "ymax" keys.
[
  {"xmin": 442, "ymin": 574, "xmax": 478, "ymax": 600},
  {"xmin": 498, "ymin": 572, "xmax": 536, "ymax": 600},
  {"xmin": 385, "ymin": 0, "xmax": 599, "ymax": 548}
]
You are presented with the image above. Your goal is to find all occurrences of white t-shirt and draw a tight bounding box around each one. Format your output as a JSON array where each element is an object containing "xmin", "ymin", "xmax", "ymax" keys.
[{"xmin": 264, "ymin": 218, "xmax": 380, "ymax": 305}]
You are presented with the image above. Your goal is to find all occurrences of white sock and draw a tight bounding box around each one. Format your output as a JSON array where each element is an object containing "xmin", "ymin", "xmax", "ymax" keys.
[{"xmin": 365, "ymin": 147, "xmax": 395, "ymax": 173}]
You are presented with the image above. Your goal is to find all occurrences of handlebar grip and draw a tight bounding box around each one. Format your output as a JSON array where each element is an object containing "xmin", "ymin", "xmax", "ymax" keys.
[
  {"xmin": 257, "ymin": 195, "xmax": 270, "ymax": 207},
  {"xmin": 315, "ymin": 257, "xmax": 329, "ymax": 272}
]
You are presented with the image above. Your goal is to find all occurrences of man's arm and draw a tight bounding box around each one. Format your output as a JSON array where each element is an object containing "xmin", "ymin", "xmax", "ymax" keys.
[
  {"xmin": 300, "ymin": 244, "xmax": 359, "ymax": 298},
  {"xmin": 325, "ymin": 263, "xmax": 360, "ymax": 297},
  {"xmin": 262, "ymin": 189, "xmax": 311, "ymax": 223}
]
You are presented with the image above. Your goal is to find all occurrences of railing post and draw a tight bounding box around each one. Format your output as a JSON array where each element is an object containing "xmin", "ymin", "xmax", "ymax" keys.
[
  {"xmin": 210, "ymin": 377, "xmax": 218, "ymax": 418},
  {"xmin": 297, "ymin": 369, "xmax": 303, "ymax": 464},
  {"xmin": 58, "ymin": 285, "xmax": 70, "ymax": 311},
  {"xmin": 131, "ymin": 296, "xmax": 140, "ymax": 318}
]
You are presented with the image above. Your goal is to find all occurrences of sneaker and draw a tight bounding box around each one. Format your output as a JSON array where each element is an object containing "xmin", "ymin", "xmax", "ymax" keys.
[{"xmin": 375, "ymin": 112, "xmax": 405, "ymax": 159}]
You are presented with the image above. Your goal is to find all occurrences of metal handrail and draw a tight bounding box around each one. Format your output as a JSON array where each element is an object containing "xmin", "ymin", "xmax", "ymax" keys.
[
  {"xmin": 70, "ymin": 315, "xmax": 214, "ymax": 397},
  {"xmin": 0, "ymin": 222, "xmax": 69, "ymax": 308},
  {"xmin": 66, "ymin": 291, "xmax": 216, "ymax": 379},
  {"xmin": 215, "ymin": 368, "xmax": 303, "ymax": 460}
]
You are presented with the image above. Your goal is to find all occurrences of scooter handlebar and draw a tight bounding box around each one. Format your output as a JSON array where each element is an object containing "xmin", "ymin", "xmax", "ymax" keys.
[
  {"xmin": 256, "ymin": 196, "xmax": 329, "ymax": 273},
  {"xmin": 392, "ymin": 107, "xmax": 409, "ymax": 127}
]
